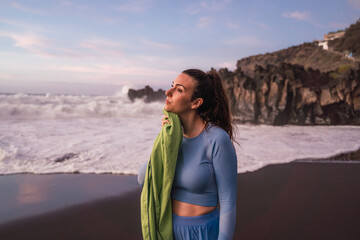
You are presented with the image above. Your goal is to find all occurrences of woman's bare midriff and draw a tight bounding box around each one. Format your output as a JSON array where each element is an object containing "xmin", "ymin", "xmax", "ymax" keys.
[{"xmin": 172, "ymin": 199, "xmax": 217, "ymax": 217}]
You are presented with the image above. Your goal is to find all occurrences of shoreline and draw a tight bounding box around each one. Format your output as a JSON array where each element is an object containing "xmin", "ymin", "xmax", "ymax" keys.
[
  {"xmin": 1, "ymin": 146, "xmax": 360, "ymax": 177},
  {"xmin": 1, "ymin": 161, "xmax": 360, "ymax": 239},
  {"xmin": 299, "ymin": 147, "xmax": 360, "ymax": 161}
]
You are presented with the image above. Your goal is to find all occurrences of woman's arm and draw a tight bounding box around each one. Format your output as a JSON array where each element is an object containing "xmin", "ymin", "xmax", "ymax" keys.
[
  {"xmin": 137, "ymin": 161, "xmax": 148, "ymax": 186},
  {"xmin": 213, "ymin": 133, "xmax": 237, "ymax": 240}
]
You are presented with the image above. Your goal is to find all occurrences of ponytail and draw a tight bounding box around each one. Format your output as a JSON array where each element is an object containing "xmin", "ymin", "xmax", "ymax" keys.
[{"xmin": 182, "ymin": 69, "xmax": 235, "ymax": 142}]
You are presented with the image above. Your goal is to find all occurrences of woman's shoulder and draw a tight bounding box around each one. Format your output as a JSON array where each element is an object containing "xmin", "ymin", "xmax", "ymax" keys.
[
  {"xmin": 206, "ymin": 124, "xmax": 237, "ymax": 163},
  {"xmin": 206, "ymin": 124, "xmax": 231, "ymax": 143}
]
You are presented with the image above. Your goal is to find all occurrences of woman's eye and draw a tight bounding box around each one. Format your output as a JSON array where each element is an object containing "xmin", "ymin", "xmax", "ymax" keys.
[{"xmin": 177, "ymin": 88, "xmax": 183, "ymax": 93}]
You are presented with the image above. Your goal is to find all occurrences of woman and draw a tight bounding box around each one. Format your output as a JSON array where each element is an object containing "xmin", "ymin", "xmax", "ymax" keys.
[{"xmin": 138, "ymin": 69, "xmax": 237, "ymax": 240}]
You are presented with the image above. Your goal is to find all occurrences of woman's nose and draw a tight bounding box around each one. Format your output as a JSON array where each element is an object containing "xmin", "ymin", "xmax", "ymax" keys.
[{"xmin": 165, "ymin": 88, "xmax": 172, "ymax": 97}]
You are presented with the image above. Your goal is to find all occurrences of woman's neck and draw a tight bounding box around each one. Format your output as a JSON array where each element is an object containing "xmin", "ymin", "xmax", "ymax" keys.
[{"xmin": 180, "ymin": 112, "xmax": 205, "ymax": 138}]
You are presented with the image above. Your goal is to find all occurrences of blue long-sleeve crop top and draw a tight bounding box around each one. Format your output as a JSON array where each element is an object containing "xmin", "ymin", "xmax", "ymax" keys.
[{"xmin": 138, "ymin": 124, "xmax": 238, "ymax": 240}]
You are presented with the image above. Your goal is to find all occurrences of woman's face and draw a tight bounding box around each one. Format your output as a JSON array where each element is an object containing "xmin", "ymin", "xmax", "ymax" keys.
[{"xmin": 164, "ymin": 73, "xmax": 197, "ymax": 115}]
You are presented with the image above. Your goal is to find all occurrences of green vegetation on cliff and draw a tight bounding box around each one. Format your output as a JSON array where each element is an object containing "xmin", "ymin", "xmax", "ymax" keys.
[
  {"xmin": 236, "ymin": 42, "xmax": 358, "ymax": 78},
  {"xmin": 329, "ymin": 19, "xmax": 360, "ymax": 57}
]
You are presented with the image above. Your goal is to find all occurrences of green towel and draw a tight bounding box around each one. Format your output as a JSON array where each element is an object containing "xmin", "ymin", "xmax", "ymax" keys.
[{"xmin": 140, "ymin": 109, "xmax": 183, "ymax": 240}]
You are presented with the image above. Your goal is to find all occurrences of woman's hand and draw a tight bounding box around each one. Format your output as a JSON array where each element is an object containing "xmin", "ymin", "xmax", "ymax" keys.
[{"xmin": 161, "ymin": 115, "xmax": 170, "ymax": 127}]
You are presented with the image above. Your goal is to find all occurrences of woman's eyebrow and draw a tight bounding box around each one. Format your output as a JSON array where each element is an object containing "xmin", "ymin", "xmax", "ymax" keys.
[{"xmin": 174, "ymin": 83, "xmax": 186, "ymax": 90}]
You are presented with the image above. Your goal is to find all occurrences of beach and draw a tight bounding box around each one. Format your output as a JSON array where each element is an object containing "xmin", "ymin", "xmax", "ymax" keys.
[
  {"xmin": 1, "ymin": 161, "xmax": 360, "ymax": 240},
  {"xmin": 1, "ymin": 94, "xmax": 360, "ymax": 240}
]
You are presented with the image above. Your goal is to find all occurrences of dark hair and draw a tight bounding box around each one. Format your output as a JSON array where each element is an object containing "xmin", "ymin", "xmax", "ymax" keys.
[{"xmin": 182, "ymin": 68, "xmax": 235, "ymax": 142}]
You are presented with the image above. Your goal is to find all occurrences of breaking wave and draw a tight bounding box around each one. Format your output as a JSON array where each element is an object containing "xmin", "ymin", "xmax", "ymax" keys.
[{"xmin": 0, "ymin": 88, "xmax": 164, "ymax": 121}]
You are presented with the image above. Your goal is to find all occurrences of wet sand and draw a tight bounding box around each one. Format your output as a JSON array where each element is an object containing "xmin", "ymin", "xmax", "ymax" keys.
[
  {"xmin": 235, "ymin": 161, "xmax": 360, "ymax": 240},
  {"xmin": 1, "ymin": 162, "xmax": 360, "ymax": 240}
]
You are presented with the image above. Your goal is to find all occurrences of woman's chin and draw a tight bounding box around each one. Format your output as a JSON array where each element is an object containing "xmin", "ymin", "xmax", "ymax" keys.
[
  {"xmin": 164, "ymin": 107, "xmax": 177, "ymax": 114},
  {"xmin": 164, "ymin": 104, "xmax": 171, "ymax": 111}
]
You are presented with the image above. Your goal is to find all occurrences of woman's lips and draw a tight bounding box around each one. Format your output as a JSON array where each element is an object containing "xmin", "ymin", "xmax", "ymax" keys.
[{"xmin": 165, "ymin": 99, "xmax": 171, "ymax": 104}]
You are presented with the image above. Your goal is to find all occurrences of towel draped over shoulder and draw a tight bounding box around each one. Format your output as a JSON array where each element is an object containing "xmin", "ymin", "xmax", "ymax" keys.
[{"xmin": 140, "ymin": 109, "xmax": 183, "ymax": 240}]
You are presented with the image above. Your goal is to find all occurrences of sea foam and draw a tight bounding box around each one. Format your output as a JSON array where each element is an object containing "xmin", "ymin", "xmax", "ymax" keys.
[{"xmin": 1, "ymin": 92, "xmax": 360, "ymax": 175}]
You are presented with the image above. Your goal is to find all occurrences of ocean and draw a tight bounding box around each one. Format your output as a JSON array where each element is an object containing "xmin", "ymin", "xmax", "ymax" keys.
[{"xmin": 1, "ymin": 90, "xmax": 360, "ymax": 175}]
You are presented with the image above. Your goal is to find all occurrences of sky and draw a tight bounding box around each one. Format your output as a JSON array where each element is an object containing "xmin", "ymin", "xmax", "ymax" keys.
[{"xmin": 0, "ymin": 0, "xmax": 359, "ymax": 95}]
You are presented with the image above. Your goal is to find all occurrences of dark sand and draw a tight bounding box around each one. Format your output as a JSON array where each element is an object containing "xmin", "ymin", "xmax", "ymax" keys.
[{"xmin": 1, "ymin": 162, "xmax": 360, "ymax": 240}]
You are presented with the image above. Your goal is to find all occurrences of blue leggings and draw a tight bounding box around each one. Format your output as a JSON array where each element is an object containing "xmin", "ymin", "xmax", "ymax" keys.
[{"xmin": 172, "ymin": 209, "xmax": 219, "ymax": 240}]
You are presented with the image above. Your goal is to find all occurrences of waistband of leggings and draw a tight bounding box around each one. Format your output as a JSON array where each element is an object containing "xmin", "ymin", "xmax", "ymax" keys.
[{"xmin": 172, "ymin": 208, "xmax": 219, "ymax": 226}]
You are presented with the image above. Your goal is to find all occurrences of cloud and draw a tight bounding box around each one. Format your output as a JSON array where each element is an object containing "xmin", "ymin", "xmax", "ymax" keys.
[
  {"xmin": 283, "ymin": 11, "xmax": 309, "ymax": 21},
  {"xmin": 198, "ymin": 17, "xmax": 213, "ymax": 28},
  {"xmin": 1, "ymin": 31, "xmax": 126, "ymax": 59},
  {"xmin": 59, "ymin": 64, "xmax": 177, "ymax": 77},
  {"xmin": 282, "ymin": 11, "xmax": 322, "ymax": 27},
  {"xmin": 1, "ymin": 30, "xmax": 175, "ymax": 65},
  {"xmin": 222, "ymin": 36, "xmax": 264, "ymax": 47},
  {"xmin": 0, "ymin": 31, "xmax": 83, "ymax": 58},
  {"xmin": 348, "ymin": 0, "xmax": 360, "ymax": 9},
  {"xmin": 141, "ymin": 39, "xmax": 175, "ymax": 49},
  {"xmin": 1, "ymin": 31, "xmax": 48, "ymax": 49}
]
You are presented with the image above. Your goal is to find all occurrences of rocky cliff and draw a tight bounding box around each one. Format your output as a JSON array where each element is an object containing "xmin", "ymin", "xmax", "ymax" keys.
[
  {"xmin": 221, "ymin": 20, "xmax": 360, "ymax": 125},
  {"xmin": 219, "ymin": 63, "xmax": 360, "ymax": 125}
]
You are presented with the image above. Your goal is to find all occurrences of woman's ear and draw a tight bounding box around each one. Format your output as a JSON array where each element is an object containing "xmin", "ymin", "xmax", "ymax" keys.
[{"xmin": 191, "ymin": 98, "xmax": 203, "ymax": 110}]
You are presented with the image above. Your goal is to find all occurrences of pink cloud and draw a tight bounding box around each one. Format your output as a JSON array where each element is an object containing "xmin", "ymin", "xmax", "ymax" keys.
[
  {"xmin": 0, "ymin": 31, "xmax": 83, "ymax": 58},
  {"xmin": 59, "ymin": 64, "xmax": 177, "ymax": 77}
]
